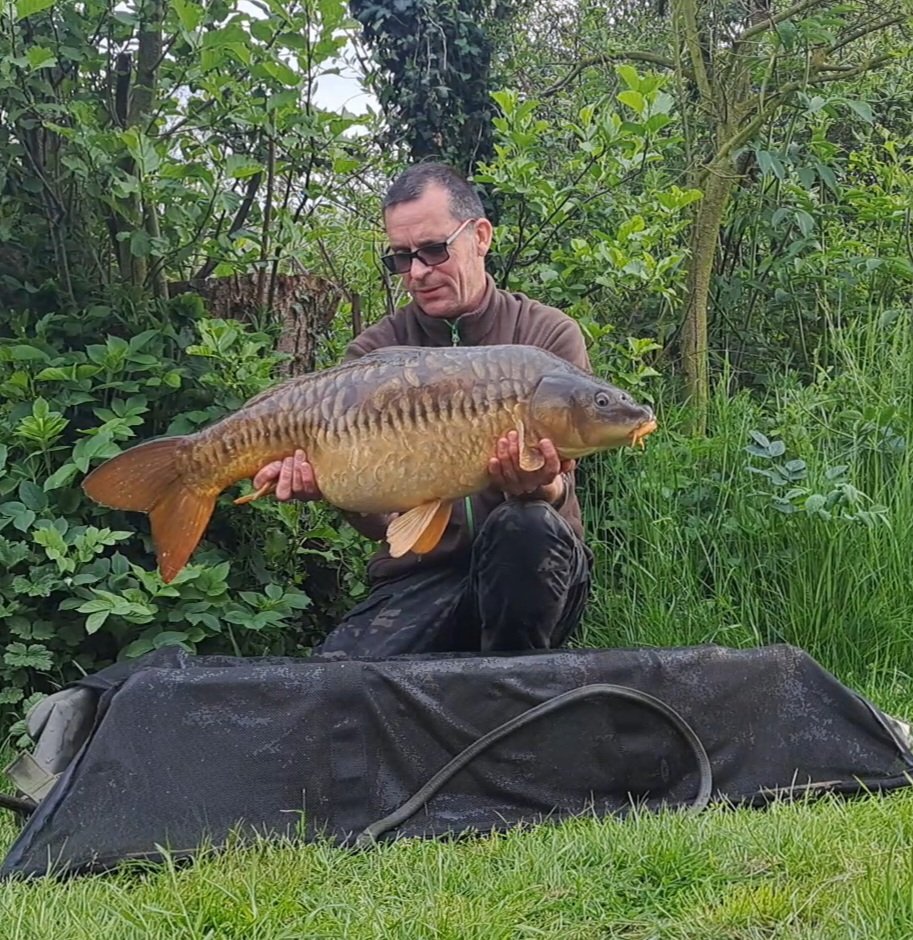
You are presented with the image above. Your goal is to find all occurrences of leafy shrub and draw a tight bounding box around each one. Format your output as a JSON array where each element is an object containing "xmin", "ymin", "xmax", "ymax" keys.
[{"xmin": 0, "ymin": 299, "xmax": 368, "ymax": 734}]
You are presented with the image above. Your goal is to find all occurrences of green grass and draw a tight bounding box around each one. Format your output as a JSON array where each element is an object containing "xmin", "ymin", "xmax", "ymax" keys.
[
  {"xmin": 4, "ymin": 788, "xmax": 913, "ymax": 939},
  {"xmin": 578, "ymin": 312, "xmax": 913, "ymax": 687}
]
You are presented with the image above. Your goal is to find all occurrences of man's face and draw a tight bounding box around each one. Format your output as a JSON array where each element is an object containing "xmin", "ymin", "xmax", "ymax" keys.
[{"xmin": 383, "ymin": 183, "xmax": 493, "ymax": 318}]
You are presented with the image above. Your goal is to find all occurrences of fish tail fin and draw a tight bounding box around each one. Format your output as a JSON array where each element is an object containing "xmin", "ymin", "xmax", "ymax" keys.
[{"xmin": 81, "ymin": 436, "xmax": 218, "ymax": 583}]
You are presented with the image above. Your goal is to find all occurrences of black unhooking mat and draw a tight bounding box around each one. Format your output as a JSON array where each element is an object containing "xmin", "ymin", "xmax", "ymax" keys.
[{"xmin": 3, "ymin": 642, "xmax": 913, "ymax": 879}]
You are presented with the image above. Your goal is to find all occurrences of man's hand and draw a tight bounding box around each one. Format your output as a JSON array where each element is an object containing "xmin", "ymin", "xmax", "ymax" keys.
[
  {"xmin": 253, "ymin": 449, "xmax": 322, "ymax": 502},
  {"xmin": 488, "ymin": 431, "xmax": 575, "ymax": 504}
]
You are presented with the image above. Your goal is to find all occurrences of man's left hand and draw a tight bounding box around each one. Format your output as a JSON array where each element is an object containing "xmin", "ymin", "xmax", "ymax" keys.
[{"xmin": 488, "ymin": 431, "xmax": 575, "ymax": 503}]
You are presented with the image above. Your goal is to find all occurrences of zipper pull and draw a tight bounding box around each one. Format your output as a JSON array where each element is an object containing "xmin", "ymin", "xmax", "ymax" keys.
[{"xmin": 450, "ymin": 320, "xmax": 460, "ymax": 346}]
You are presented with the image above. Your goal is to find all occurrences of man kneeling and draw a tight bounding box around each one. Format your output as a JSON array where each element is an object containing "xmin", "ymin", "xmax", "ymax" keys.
[{"xmin": 253, "ymin": 162, "xmax": 594, "ymax": 656}]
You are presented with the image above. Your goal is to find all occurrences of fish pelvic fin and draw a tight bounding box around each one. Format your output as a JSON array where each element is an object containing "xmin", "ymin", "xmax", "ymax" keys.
[
  {"xmin": 516, "ymin": 418, "xmax": 545, "ymax": 472},
  {"xmin": 386, "ymin": 499, "xmax": 453, "ymax": 558},
  {"xmin": 81, "ymin": 436, "xmax": 218, "ymax": 583}
]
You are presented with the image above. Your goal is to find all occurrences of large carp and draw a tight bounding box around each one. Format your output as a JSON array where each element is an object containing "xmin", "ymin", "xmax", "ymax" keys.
[{"xmin": 81, "ymin": 344, "xmax": 657, "ymax": 582}]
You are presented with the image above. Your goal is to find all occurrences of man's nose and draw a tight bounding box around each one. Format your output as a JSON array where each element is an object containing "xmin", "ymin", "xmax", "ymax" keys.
[{"xmin": 408, "ymin": 255, "xmax": 432, "ymax": 277}]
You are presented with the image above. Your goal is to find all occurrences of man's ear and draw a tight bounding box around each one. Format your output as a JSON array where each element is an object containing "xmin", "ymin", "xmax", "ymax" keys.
[{"xmin": 474, "ymin": 217, "xmax": 494, "ymax": 255}]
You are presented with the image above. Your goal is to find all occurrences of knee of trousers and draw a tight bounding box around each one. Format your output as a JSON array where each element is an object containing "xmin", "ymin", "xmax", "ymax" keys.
[{"xmin": 478, "ymin": 498, "xmax": 574, "ymax": 548}]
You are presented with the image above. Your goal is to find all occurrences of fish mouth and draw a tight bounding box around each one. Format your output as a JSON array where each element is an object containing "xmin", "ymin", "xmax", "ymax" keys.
[{"xmin": 628, "ymin": 417, "xmax": 658, "ymax": 448}]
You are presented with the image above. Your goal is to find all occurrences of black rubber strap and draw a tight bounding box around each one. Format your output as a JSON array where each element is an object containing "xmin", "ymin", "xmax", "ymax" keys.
[
  {"xmin": 0, "ymin": 792, "xmax": 37, "ymax": 819},
  {"xmin": 355, "ymin": 683, "xmax": 713, "ymax": 847}
]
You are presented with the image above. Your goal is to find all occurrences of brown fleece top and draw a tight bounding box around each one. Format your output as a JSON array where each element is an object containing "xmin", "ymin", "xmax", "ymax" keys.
[{"xmin": 343, "ymin": 274, "xmax": 592, "ymax": 584}]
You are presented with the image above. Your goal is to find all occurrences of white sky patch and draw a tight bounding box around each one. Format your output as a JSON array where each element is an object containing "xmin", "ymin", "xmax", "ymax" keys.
[{"xmin": 312, "ymin": 48, "xmax": 376, "ymax": 117}]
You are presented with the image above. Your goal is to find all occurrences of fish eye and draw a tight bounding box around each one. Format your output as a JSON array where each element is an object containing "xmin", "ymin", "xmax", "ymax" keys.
[{"xmin": 594, "ymin": 391, "xmax": 611, "ymax": 408}]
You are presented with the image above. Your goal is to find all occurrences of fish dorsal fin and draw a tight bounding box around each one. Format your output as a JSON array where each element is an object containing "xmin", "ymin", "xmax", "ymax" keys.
[
  {"xmin": 386, "ymin": 499, "xmax": 453, "ymax": 558},
  {"xmin": 516, "ymin": 418, "xmax": 545, "ymax": 472}
]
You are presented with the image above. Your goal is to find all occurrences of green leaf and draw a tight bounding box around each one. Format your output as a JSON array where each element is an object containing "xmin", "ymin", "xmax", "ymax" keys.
[
  {"xmin": 44, "ymin": 462, "xmax": 79, "ymax": 492},
  {"xmin": 804, "ymin": 494, "xmax": 827, "ymax": 513},
  {"xmin": 122, "ymin": 637, "xmax": 156, "ymax": 658},
  {"xmin": 282, "ymin": 591, "xmax": 312, "ymax": 610},
  {"xmin": 171, "ymin": 0, "xmax": 203, "ymax": 31},
  {"xmin": 0, "ymin": 537, "xmax": 31, "ymax": 568},
  {"xmin": 33, "ymin": 525, "xmax": 72, "ymax": 572},
  {"xmin": 3, "ymin": 344, "xmax": 48, "ymax": 361},
  {"xmin": 0, "ymin": 687, "xmax": 25, "ymax": 705},
  {"xmin": 129, "ymin": 229, "xmax": 151, "ymax": 258},
  {"xmin": 15, "ymin": 0, "xmax": 55, "ymax": 21},
  {"xmin": 153, "ymin": 630, "xmax": 190, "ymax": 649},
  {"xmin": 121, "ymin": 128, "xmax": 160, "ymax": 175},
  {"xmin": 755, "ymin": 150, "xmax": 784, "ymax": 180},
  {"xmin": 4, "ymin": 642, "xmax": 53, "ymax": 670},
  {"xmin": 72, "ymin": 432, "xmax": 121, "ymax": 473},
  {"xmin": 845, "ymin": 99, "xmax": 874, "ymax": 124},
  {"xmin": 794, "ymin": 209, "xmax": 815, "ymax": 238},
  {"xmin": 817, "ymin": 163, "xmax": 838, "ymax": 194},
  {"xmin": 261, "ymin": 60, "xmax": 300, "ymax": 87},
  {"xmin": 797, "ymin": 167, "xmax": 816, "ymax": 190},
  {"xmin": 85, "ymin": 610, "xmax": 110, "ymax": 634},
  {"xmin": 617, "ymin": 90, "xmax": 645, "ymax": 115},
  {"xmin": 250, "ymin": 18, "xmax": 274, "ymax": 43},
  {"xmin": 224, "ymin": 155, "xmax": 263, "ymax": 179},
  {"xmin": 26, "ymin": 46, "xmax": 57, "ymax": 69},
  {"xmin": 0, "ymin": 502, "xmax": 36, "ymax": 533},
  {"xmin": 19, "ymin": 480, "xmax": 47, "ymax": 512},
  {"xmin": 15, "ymin": 397, "xmax": 68, "ymax": 447},
  {"xmin": 616, "ymin": 64, "xmax": 640, "ymax": 90}
]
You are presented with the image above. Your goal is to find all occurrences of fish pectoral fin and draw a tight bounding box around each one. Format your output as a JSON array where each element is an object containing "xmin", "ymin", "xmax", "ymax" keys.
[
  {"xmin": 519, "ymin": 446, "xmax": 545, "ymax": 472},
  {"xmin": 515, "ymin": 418, "xmax": 545, "ymax": 472},
  {"xmin": 386, "ymin": 499, "xmax": 453, "ymax": 558},
  {"xmin": 234, "ymin": 480, "xmax": 276, "ymax": 506}
]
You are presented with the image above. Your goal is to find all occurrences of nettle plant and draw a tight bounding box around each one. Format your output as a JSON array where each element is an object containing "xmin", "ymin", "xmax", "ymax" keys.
[{"xmin": 0, "ymin": 303, "xmax": 324, "ymax": 732}]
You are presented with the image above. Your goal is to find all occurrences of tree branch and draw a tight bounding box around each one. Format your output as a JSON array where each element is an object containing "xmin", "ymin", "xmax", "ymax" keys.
[
  {"xmin": 734, "ymin": 0, "xmax": 829, "ymax": 47},
  {"xmin": 675, "ymin": 0, "xmax": 714, "ymax": 104},
  {"xmin": 541, "ymin": 51, "xmax": 686, "ymax": 98},
  {"xmin": 826, "ymin": 15, "xmax": 906, "ymax": 57},
  {"xmin": 193, "ymin": 171, "xmax": 263, "ymax": 281},
  {"xmin": 715, "ymin": 53, "xmax": 896, "ymax": 164},
  {"xmin": 128, "ymin": 0, "xmax": 162, "ymax": 127},
  {"xmin": 807, "ymin": 53, "xmax": 895, "ymax": 84},
  {"xmin": 157, "ymin": 99, "xmax": 216, "ymax": 141}
]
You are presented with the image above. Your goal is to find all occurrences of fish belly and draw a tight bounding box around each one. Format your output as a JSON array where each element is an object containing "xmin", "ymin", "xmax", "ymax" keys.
[{"xmin": 313, "ymin": 405, "xmax": 514, "ymax": 513}]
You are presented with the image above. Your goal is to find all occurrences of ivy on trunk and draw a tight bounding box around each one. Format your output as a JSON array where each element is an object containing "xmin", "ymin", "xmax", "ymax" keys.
[{"xmin": 350, "ymin": 0, "xmax": 510, "ymax": 178}]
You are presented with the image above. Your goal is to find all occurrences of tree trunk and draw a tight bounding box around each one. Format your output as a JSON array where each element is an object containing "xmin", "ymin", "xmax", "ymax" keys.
[
  {"xmin": 680, "ymin": 159, "xmax": 735, "ymax": 434},
  {"xmin": 169, "ymin": 272, "xmax": 343, "ymax": 375},
  {"xmin": 109, "ymin": 0, "xmax": 165, "ymax": 297}
]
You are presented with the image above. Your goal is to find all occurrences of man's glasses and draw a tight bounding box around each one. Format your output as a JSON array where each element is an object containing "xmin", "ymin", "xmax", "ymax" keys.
[{"xmin": 380, "ymin": 218, "xmax": 476, "ymax": 275}]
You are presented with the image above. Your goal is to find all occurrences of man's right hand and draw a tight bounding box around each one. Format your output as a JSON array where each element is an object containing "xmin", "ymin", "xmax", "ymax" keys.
[{"xmin": 253, "ymin": 449, "xmax": 322, "ymax": 502}]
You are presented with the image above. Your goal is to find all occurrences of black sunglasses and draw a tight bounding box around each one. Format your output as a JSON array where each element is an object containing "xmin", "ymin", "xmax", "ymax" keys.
[{"xmin": 380, "ymin": 218, "xmax": 476, "ymax": 275}]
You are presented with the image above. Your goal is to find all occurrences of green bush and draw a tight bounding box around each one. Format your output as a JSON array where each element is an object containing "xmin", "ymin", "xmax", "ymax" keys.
[{"xmin": 0, "ymin": 299, "xmax": 368, "ymax": 734}]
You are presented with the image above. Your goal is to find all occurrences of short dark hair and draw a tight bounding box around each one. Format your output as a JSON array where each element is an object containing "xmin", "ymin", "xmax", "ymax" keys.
[{"xmin": 382, "ymin": 162, "xmax": 486, "ymax": 221}]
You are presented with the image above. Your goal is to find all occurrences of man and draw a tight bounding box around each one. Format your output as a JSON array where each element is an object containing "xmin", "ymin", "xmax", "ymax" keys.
[{"xmin": 254, "ymin": 162, "xmax": 594, "ymax": 657}]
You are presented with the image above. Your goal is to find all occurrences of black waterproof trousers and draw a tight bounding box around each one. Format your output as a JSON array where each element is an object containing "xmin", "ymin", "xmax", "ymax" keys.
[{"xmin": 316, "ymin": 499, "xmax": 594, "ymax": 657}]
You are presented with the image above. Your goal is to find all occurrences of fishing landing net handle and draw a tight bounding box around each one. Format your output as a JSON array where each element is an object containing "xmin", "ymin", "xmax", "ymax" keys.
[{"xmin": 355, "ymin": 682, "xmax": 714, "ymax": 848}]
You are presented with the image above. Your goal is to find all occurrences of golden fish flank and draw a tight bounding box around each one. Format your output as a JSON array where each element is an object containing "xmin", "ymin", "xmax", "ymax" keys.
[{"xmin": 81, "ymin": 344, "xmax": 658, "ymax": 582}]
